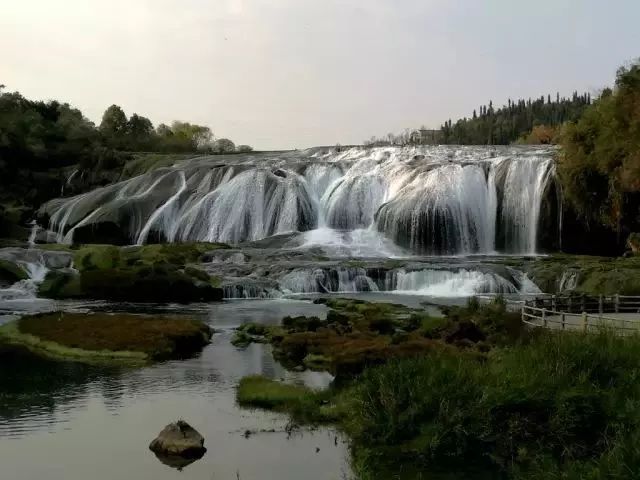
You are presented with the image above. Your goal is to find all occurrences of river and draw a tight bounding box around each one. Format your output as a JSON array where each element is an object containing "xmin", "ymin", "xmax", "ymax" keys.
[{"xmin": 0, "ymin": 299, "xmax": 353, "ymax": 480}]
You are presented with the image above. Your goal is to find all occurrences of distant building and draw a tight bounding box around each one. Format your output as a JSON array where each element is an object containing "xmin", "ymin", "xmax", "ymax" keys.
[{"xmin": 411, "ymin": 128, "xmax": 442, "ymax": 145}]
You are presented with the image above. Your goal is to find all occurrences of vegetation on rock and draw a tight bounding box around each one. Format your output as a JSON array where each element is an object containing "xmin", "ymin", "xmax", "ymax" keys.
[
  {"xmin": 0, "ymin": 258, "xmax": 28, "ymax": 284},
  {"xmin": 38, "ymin": 243, "xmax": 227, "ymax": 302},
  {"xmin": 0, "ymin": 312, "xmax": 212, "ymax": 363},
  {"xmin": 526, "ymin": 254, "xmax": 640, "ymax": 295},
  {"xmin": 233, "ymin": 297, "xmax": 520, "ymax": 378}
]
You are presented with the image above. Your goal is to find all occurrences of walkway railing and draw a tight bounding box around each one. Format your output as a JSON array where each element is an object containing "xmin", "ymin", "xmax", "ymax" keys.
[{"xmin": 521, "ymin": 295, "xmax": 640, "ymax": 333}]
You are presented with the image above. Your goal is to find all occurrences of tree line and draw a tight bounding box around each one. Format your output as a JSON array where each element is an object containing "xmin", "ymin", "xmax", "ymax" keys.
[
  {"xmin": 441, "ymin": 92, "xmax": 592, "ymax": 145},
  {"xmin": 0, "ymin": 88, "xmax": 252, "ymax": 174},
  {"xmin": 364, "ymin": 92, "xmax": 592, "ymax": 147}
]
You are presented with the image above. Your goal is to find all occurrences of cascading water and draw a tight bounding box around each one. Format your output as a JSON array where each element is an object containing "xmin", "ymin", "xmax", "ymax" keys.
[
  {"xmin": 40, "ymin": 146, "xmax": 557, "ymax": 256},
  {"xmin": 273, "ymin": 265, "xmax": 538, "ymax": 297},
  {"xmin": 0, "ymin": 248, "xmax": 73, "ymax": 306}
]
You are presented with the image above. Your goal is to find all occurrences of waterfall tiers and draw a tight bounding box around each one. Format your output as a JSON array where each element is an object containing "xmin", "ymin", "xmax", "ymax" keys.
[{"xmin": 39, "ymin": 145, "xmax": 558, "ymax": 256}]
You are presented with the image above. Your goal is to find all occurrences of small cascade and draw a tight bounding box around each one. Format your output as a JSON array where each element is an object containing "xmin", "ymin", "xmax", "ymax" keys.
[
  {"xmin": 0, "ymin": 248, "xmax": 71, "ymax": 303},
  {"xmin": 27, "ymin": 222, "xmax": 39, "ymax": 248},
  {"xmin": 558, "ymin": 270, "xmax": 578, "ymax": 292},
  {"xmin": 222, "ymin": 284, "xmax": 281, "ymax": 300},
  {"xmin": 280, "ymin": 267, "xmax": 379, "ymax": 294},
  {"xmin": 40, "ymin": 146, "xmax": 557, "ymax": 255},
  {"xmin": 390, "ymin": 268, "xmax": 519, "ymax": 296},
  {"xmin": 271, "ymin": 265, "xmax": 538, "ymax": 298}
]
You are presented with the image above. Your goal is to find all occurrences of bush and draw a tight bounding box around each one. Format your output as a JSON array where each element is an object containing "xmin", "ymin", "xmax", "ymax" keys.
[
  {"xmin": 346, "ymin": 331, "xmax": 640, "ymax": 476},
  {"xmin": 558, "ymin": 60, "xmax": 640, "ymax": 239}
]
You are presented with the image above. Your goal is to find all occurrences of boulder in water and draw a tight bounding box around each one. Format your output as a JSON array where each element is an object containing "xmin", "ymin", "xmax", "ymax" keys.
[{"xmin": 149, "ymin": 420, "xmax": 207, "ymax": 457}]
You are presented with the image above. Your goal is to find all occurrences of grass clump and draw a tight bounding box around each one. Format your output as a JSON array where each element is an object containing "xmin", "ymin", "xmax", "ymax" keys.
[
  {"xmin": 237, "ymin": 375, "xmax": 312, "ymax": 410},
  {"xmin": 236, "ymin": 375, "xmax": 348, "ymax": 424},
  {"xmin": 346, "ymin": 330, "xmax": 640, "ymax": 477},
  {"xmin": 0, "ymin": 312, "xmax": 212, "ymax": 363}
]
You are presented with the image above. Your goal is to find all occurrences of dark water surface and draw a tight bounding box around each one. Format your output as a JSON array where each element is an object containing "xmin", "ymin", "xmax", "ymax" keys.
[{"xmin": 0, "ymin": 299, "xmax": 353, "ymax": 480}]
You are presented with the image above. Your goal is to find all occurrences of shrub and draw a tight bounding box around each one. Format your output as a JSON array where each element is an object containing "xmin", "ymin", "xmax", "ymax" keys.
[{"xmin": 346, "ymin": 331, "xmax": 640, "ymax": 475}]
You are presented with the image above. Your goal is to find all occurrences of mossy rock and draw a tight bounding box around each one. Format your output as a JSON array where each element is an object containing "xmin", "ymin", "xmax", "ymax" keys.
[
  {"xmin": 0, "ymin": 258, "xmax": 28, "ymax": 284},
  {"xmin": 39, "ymin": 264, "xmax": 223, "ymax": 303},
  {"xmin": 39, "ymin": 243, "xmax": 229, "ymax": 302},
  {"xmin": 38, "ymin": 270, "xmax": 83, "ymax": 299},
  {"xmin": 0, "ymin": 312, "xmax": 212, "ymax": 364},
  {"xmin": 80, "ymin": 265, "xmax": 222, "ymax": 302}
]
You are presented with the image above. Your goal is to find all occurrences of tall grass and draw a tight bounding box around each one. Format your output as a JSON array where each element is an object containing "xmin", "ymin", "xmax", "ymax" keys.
[{"xmin": 347, "ymin": 330, "xmax": 640, "ymax": 477}]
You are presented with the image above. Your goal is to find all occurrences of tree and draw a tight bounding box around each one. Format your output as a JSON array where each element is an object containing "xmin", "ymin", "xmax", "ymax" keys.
[
  {"xmin": 126, "ymin": 114, "xmax": 154, "ymax": 150},
  {"xmin": 171, "ymin": 121, "xmax": 213, "ymax": 151},
  {"xmin": 236, "ymin": 144, "xmax": 253, "ymax": 153},
  {"xmin": 212, "ymin": 138, "xmax": 235, "ymax": 153},
  {"xmin": 559, "ymin": 59, "xmax": 640, "ymax": 240},
  {"xmin": 100, "ymin": 105, "xmax": 128, "ymax": 148}
]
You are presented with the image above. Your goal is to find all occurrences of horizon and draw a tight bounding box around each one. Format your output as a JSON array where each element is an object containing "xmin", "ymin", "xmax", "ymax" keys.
[{"xmin": 2, "ymin": 0, "xmax": 639, "ymax": 150}]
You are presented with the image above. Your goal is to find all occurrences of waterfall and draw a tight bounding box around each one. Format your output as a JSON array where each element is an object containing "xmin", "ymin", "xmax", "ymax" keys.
[
  {"xmin": 498, "ymin": 155, "xmax": 554, "ymax": 253},
  {"xmin": 40, "ymin": 145, "xmax": 556, "ymax": 255},
  {"xmin": 280, "ymin": 267, "xmax": 379, "ymax": 294},
  {"xmin": 375, "ymin": 164, "xmax": 496, "ymax": 254},
  {"xmin": 0, "ymin": 248, "xmax": 72, "ymax": 303},
  {"xmin": 273, "ymin": 265, "xmax": 536, "ymax": 298},
  {"xmin": 392, "ymin": 268, "xmax": 519, "ymax": 296}
]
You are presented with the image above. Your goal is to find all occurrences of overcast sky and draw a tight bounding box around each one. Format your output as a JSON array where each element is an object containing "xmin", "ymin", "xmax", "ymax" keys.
[{"xmin": 2, "ymin": 0, "xmax": 639, "ymax": 150}]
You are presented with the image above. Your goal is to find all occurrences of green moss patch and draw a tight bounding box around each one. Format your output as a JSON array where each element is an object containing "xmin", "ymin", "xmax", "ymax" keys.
[
  {"xmin": 527, "ymin": 254, "xmax": 640, "ymax": 295},
  {"xmin": 0, "ymin": 258, "xmax": 28, "ymax": 283},
  {"xmin": 0, "ymin": 312, "xmax": 212, "ymax": 364},
  {"xmin": 236, "ymin": 375, "xmax": 346, "ymax": 424},
  {"xmin": 38, "ymin": 243, "xmax": 228, "ymax": 302}
]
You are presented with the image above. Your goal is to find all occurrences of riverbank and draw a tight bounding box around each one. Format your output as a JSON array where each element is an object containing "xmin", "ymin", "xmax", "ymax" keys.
[
  {"xmin": 0, "ymin": 312, "xmax": 213, "ymax": 364},
  {"xmin": 236, "ymin": 298, "xmax": 640, "ymax": 479}
]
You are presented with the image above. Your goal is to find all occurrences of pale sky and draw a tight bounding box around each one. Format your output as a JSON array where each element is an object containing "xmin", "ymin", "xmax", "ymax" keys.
[{"xmin": 2, "ymin": 0, "xmax": 639, "ymax": 150}]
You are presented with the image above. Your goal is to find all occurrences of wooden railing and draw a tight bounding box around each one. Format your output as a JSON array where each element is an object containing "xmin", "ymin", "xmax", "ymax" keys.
[{"xmin": 521, "ymin": 295, "xmax": 640, "ymax": 333}]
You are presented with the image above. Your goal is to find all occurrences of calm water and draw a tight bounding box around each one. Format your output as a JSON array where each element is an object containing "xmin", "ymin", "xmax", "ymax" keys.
[{"xmin": 0, "ymin": 299, "xmax": 354, "ymax": 480}]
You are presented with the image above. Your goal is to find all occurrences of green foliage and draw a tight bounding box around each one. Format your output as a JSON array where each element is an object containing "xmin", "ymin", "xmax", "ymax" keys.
[
  {"xmin": 440, "ymin": 93, "xmax": 590, "ymax": 145},
  {"xmin": 212, "ymin": 138, "xmax": 236, "ymax": 153},
  {"xmin": 527, "ymin": 254, "xmax": 640, "ymax": 295},
  {"xmin": 558, "ymin": 60, "xmax": 640, "ymax": 237},
  {"xmin": 231, "ymin": 323, "xmax": 271, "ymax": 348},
  {"xmin": 0, "ymin": 88, "xmax": 252, "ymax": 221},
  {"xmin": 0, "ymin": 258, "xmax": 28, "ymax": 283},
  {"xmin": 347, "ymin": 331, "xmax": 640, "ymax": 477},
  {"xmin": 38, "ymin": 243, "xmax": 228, "ymax": 302},
  {"xmin": 236, "ymin": 144, "xmax": 253, "ymax": 153},
  {"xmin": 236, "ymin": 375, "xmax": 346, "ymax": 424}
]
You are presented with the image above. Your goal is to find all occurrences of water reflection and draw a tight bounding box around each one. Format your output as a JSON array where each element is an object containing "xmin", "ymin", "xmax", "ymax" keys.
[{"xmin": 153, "ymin": 452, "xmax": 205, "ymax": 471}]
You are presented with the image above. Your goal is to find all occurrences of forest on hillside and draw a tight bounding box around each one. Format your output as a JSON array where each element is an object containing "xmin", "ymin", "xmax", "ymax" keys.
[{"xmin": 440, "ymin": 92, "xmax": 591, "ymax": 145}]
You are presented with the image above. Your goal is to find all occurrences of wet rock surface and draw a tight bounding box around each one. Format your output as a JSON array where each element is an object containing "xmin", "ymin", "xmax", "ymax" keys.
[{"xmin": 149, "ymin": 420, "xmax": 207, "ymax": 458}]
